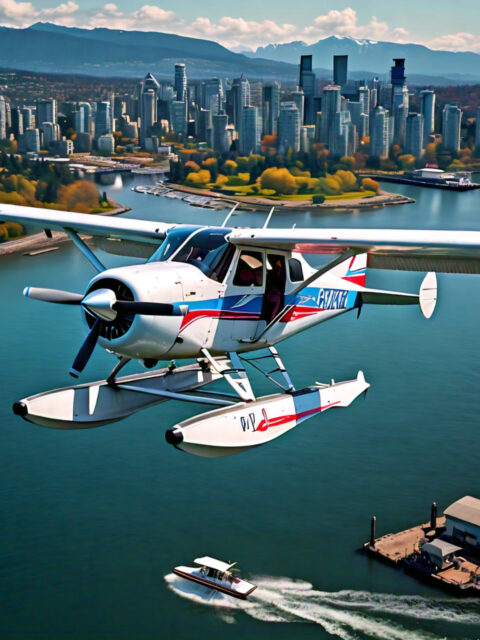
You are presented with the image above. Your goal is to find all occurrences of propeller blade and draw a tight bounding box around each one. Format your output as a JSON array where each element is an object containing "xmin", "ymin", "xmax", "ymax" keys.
[
  {"xmin": 69, "ymin": 320, "xmax": 101, "ymax": 378},
  {"xmin": 23, "ymin": 287, "xmax": 84, "ymax": 305},
  {"xmin": 113, "ymin": 301, "xmax": 176, "ymax": 316}
]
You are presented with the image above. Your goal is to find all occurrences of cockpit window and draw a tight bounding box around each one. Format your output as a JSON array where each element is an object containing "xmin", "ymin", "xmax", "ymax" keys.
[
  {"xmin": 149, "ymin": 227, "xmax": 234, "ymax": 282},
  {"xmin": 149, "ymin": 226, "xmax": 198, "ymax": 263},
  {"xmin": 173, "ymin": 228, "xmax": 233, "ymax": 281}
]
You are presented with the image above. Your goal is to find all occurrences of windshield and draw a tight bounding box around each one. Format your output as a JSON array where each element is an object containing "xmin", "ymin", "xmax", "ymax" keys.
[
  {"xmin": 149, "ymin": 226, "xmax": 199, "ymax": 263},
  {"xmin": 172, "ymin": 227, "xmax": 233, "ymax": 282}
]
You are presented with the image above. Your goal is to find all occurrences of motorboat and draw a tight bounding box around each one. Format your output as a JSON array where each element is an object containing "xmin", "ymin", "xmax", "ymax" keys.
[{"xmin": 172, "ymin": 556, "xmax": 257, "ymax": 599}]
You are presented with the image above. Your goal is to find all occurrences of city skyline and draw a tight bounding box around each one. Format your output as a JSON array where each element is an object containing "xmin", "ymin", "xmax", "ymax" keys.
[{"xmin": 0, "ymin": 2, "xmax": 479, "ymax": 54}]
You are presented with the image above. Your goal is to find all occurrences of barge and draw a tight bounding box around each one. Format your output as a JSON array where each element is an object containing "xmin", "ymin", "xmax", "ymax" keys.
[{"xmin": 366, "ymin": 168, "xmax": 480, "ymax": 191}]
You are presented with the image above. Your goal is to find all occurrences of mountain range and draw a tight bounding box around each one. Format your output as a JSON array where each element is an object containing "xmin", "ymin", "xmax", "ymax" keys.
[{"xmin": 0, "ymin": 23, "xmax": 479, "ymax": 85}]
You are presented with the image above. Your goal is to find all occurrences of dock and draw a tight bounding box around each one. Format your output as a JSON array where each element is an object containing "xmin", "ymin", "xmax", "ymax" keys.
[{"xmin": 363, "ymin": 503, "xmax": 480, "ymax": 596}]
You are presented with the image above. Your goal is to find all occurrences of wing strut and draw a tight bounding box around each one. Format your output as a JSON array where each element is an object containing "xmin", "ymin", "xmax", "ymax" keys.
[{"xmin": 200, "ymin": 349, "xmax": 255, "ymax": 402}]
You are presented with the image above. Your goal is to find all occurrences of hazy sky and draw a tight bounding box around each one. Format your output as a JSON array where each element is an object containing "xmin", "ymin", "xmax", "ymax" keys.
[{"xmin": 2, "ymin": 0, "xmax": 480, "ymax": 52}]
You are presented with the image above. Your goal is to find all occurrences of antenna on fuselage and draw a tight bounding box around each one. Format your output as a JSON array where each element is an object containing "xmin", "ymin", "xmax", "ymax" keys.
[
  {"xmin": 262, "ymin": 207, "xmax": 275, "ymax": 229},
  {"xmin": 221, "ymin": 202, "xmax": 239, "ymax": 227}
]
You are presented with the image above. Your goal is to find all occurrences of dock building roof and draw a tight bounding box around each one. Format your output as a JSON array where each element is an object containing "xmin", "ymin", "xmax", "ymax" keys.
[{"xmin": 444, "ymin": 496, "xmax": 480, "ymax": 527}]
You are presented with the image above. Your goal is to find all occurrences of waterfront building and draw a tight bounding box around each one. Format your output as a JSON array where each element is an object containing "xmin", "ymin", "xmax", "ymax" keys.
[
  {"xmin": 170, "ymin": 101, "xmax": 188, "ymax": 137},
  {"xmin": 97, "ymin": 133, "xmax": 115, "ymax": 154},
  {"xmin": 333, "ymin": 55, "xmax": 348, "ymax": 87},
  {"xmin": 442, "ymin": 104, "xmax": 462, "ymax": 153},
  {"xmin": 231, "ymin": 77, "xmax": 251, "ymax": 135},
  {"xmin": 444, "ymin": 496, "xmax": 480, "ymax": 549},
  {"xmin": 405, "ymin": 113, "xmax": 424, "ymax": 158},
  {"xmin": 212, "ymin": 112, "xmax": 229, "ymax": 153},
  {"xmin": 420, "ymin": 90, "xmax": 436, "ymax": 144},
  {"xmin": 371, "ymin": 106, "xmax": 390, "ymax": 158},
  {"xmin": 319, "ymin": 84, "xmax": 341, "ymax": 148},
  {"xmin": 240, "ymin": 105, "xmax": 261, "ymax": 154},
  {"xmin": 299, "ymin": 54, "xmax": 316, "ymax": 124},
  {"xmin": 37, "ymin": 99, "xmax": 57, "ymax": 126},
  {"xmin": 24, "ymin": 128, "xmax": 40, "ymax": 153},
  {"xmin": 0, "ymin": 95, "xmax": 7, "ymax": 139},
  {"xmin": 174, "ymin": 64, "xmax": 187, "ymax": 102},
  {"xmin": 263, "ymin": 83, "xmax": 280, "ymax": 135},
  {"xmin": 74, "ymin": 132, "xmax": 92, "ymax": 153},
  {"xmin": 95, "ymin": 101, "xmax": 112, "ymax": 139},
  {"xmin": 277, "ymin": 102, "xmax": 301, "ymax": 153},
  {"xmin": 118, "ymin": 116, "xmax": 138, "ymax": 141}
]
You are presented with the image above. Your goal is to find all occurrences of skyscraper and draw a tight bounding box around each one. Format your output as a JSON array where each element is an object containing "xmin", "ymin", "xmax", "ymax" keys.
[
  {"xmin": 442, "ymin": 104, "xmax": 462, "ymax": 153},
  {"xmin": 263, "ymin": 83, "xmax": 280, "ymax": 135},
  {"xmin": 231, "ymin": 77, "xmax": 251, "ymax": 135},
  {"xmin": 347, "ymin": 101, "xmax": 368, "ymax": 141},
  {"xmin": 37, "ymin": 99, "xmax": 57, "ymax": 126},
  {"xmin": 10, "ymin": 107, "xmax": 23, "ymax": 139},
  {"xmin": 277, "ymin": 102, "xmax": 301, "ymax": 153},
  {"xmin": 391, "ymin": 59, "xmax": 408, "ymax": 145},
  {"xmin": 202, "ymin": 78, "xmax": 223, "ymax": 114},
  {"xmin": 95, "ymin": 101, "xmax": 112, "ymax": 139},
  {"xmin": 0, "ymin": 95, "xmax": 7, "ymax": 139},
  {"xmin": 240, "ymin": 106, "xmax": 261, "ymax": 154},
  {"xmin": 22, "ymin": 107, "xmax": 34, "ymax": 130},
  {"xmin": 24, "ymin": 128, "xmax": 40, "ymax": 153},
  {"xmin": 139, "ymin": 73, "xmax": 160, "ymax": 144},
  {"xmin": 331, "ymin": 110, "xmax": 354, "ymax": 157},
  {"xmin": 291, "ymin": 87, "xmax": 305, "ymax": 122},
  {"xmin": 333, "ymin": 55, "xmax": 348, "ymax": 87},
  {"xmin": 197, "ymin": 108, "xmax": 213, "ymax": 145},
  {"xmin": 420, "ymin": 90, "xmax": 435, "ymax": 144},
  {"xmin": 212, "ymin": 112, "xmax": 229, "ymax": 153},
  {"xmin": 75, "ymin": 102, "xmax": 92, "ymax": 134},
  {"xmin": 319, "ymin": 84, "xmax": 341, "ymax": 148},
  {"xmin": 299, "ymin": 55, "xmax": 316, "ymax": 125},
  {"xmin": 174, "ymin": 63, "xmax": 187, "ymax": 102},
  {"xmin": 405, "ymin": 113, "xmax": 424, "ymax": 158},
  {"xmin": 371, "ymin": 106, "xmax": 390, "ymax": 158},
  {"xmin": 170, "ymin": 101, "xmax": 188, "ymax": 137}
]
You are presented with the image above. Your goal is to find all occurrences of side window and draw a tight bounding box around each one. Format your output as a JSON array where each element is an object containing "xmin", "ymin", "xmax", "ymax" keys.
[
  {"xmin": 289, "ymin": 258, "xmax": 304, "ymax": 282},
  {"xmin": 233, "ymin": 251, "xmax": 264, "ymax": 287}
]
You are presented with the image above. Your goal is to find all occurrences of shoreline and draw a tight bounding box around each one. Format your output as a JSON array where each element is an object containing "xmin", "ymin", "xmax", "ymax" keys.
[
  {"xmin": 0, "ymin": 202, "xmax": 131, "ymax": 257},
  {"xmin": 167, "ymin": 183, "xmax": 414, "ymax": 211}
]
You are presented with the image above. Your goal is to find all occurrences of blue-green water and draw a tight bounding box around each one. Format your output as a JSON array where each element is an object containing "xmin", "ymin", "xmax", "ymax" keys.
[{"xmin": 1, "ymin": 174, "xmax": 480, "ymax": 639}]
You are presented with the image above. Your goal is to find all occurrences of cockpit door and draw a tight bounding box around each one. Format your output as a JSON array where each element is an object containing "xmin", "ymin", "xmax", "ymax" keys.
[{"xmin": 224, "ymin": 249, "xmax": 265, "ymax": 343}]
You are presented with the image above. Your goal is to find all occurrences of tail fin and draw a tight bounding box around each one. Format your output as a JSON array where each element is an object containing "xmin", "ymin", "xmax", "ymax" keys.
[{"xmin": 328, "ymin": 253, "xmax": 367, "ymax": 286}]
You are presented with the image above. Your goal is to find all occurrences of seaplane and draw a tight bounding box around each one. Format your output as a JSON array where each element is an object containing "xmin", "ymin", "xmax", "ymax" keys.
[
  {"xmin": 172, "ymin": 556, "xmax": 257, "ymax": 599},
  {"xmin": 1, "ymin": 202, "xmax": 480, "ymax": 457}
]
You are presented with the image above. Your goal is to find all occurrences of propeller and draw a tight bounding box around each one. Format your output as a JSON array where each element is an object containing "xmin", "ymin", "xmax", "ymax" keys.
[{"xmin": 23, "ymin": 285, "xmax": 186, "ymax": 377}]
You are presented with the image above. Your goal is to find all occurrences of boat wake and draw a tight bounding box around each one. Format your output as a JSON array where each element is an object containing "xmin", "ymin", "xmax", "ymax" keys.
[{"xmin": 164, "ymin": 573, "xmax": 480, "ymax": 639}]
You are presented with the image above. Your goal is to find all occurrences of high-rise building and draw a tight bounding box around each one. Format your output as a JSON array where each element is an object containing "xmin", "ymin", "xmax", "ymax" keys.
[
  {"xmin": 420, "ymin": 90, "xmax": 436, "ymax": 144},
  {"xmin": 299, "ymin": 55, "xmax": 316, "ymax": 125},
  {"xmin": 41, "ymin": 122, "xmax": 60, "ymax": 148},
  {"xmin": 347, "ymin": 101, "xmax": 368, "ymax": 142},
  {"xmin": 10, "ymin": 107, "xmax": 23, "ymax": 139},
  {"xmin": 37, "ymin": 99, "xmax": 57, "ymax": 126},
  {"xmin": 140, "ymin": 73, "xmax": 160, "ymax": 144},
  {"xmin": 249, "ymin": 81, "xmax": 263, "ymax": 109},
  {"xmin": 371, "ymin": 106, "xmax": 390, "ymax": 158},
  {"xmin": 202, "ymin": 78, "xmax": 223, "ymax": 114},
  {"xmin": 197, "ymin": 108, "xmax": 213, "ymax": 145},
  {"xmin": 378, "ymin": 82, "xmax": 393, "ymax": 111},
  {"xmin": 391, "ymin": 59, "xmax": 409, "ymax": 145},
  {"xmin": 291, "ymin": 87, "xmax": 305, "ymax": 123},
  {"xmin": 212, "ymin": 112, "xmax": 229, "ymax": 153},
  {"xmin": 358, "ymin": 85, "xmax": 370, "ymax": 117},
  {"xmin": 75, "ymin": 102, "xmax": 92, "ymax": 134},
  {"xmin": 22, "ymin": 107, "xmax": 34, "ymax": 130},
  {"xmin": 231, "ymin": 77, "xmax": 251, "ymax": 135},
  {"xmin": 442, "ymin": 104, "xmax": 462, "ymax": 153},
  {"xmin": 95, "ymin": 101, "xmax": 112, "ymax": 139},
  {"xmin": 333, "ymin": 55, "xmax": 348, "ymax": 87},
  {"xmin": 332, "ymin": 110, "xmax": 356, "ymax": 157},
  {"xmin": 170, "ymin": 101, "xmax": 188, "ymax": 137},
  {"xmin": 240, "ymin": 105, "xmax": 261, "ymax": 154},
  {"xmin": 475, "ymin": 107, "xmax": 480, "ymax": 149},
  {"xmin": 277, "ymin": 102, "xmax": 301, "ymax": 153},
  {"xmin": 74, "ymin": 132, "xmax": 92, "ymax": 153},
  {"xmin": 405, "ymin": 113, "xmax": 424, "ymax": 158},
  {"xmin": 174, "ymin": 63, "xmax": 187, "ymax": 102},
  {"xmin": 300, "ymin": 125, "xmax": 316, "ymax": 152},
  {"xmin": 263, "ymin": 83, "xmax": 280, "ymax": 135},
  {"xmin": 0, "ymin": 96, "xmax": 7, "ymax": 139},
  {"xmin": 319, "ymin": 84, "xmax": 341, "ymax": 147},
  {"xmin": 24, "ymin": 128, "xmax": 40, "ymax": 153}
]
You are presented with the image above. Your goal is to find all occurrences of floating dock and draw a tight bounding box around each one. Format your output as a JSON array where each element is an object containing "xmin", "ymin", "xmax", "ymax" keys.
[{"xmin": 363, "ymin": 503, "xmax": 480, "ymax": 596}]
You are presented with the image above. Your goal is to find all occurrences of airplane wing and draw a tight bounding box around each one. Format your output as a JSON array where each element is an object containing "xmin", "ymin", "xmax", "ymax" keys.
[
  {"xmin": 228, "ymin": 228, "xmax": 480, "ymax": 274},
  {"xmin": 0, "ymin": 204, "xmax": 174, "ymax": 243}
]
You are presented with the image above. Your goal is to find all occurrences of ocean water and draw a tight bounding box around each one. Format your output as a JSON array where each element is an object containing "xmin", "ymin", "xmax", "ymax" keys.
[{"xmin": 1, "ymin": 174, "xmax": 480, "ymax": 639}]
